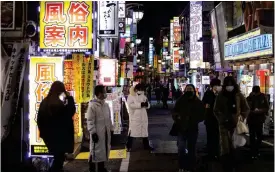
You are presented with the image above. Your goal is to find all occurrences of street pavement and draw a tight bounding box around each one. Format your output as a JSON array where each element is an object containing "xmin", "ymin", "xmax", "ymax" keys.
[{"xmin": 64, "ymin": 101, "xmax": 274, "ymax": 172}]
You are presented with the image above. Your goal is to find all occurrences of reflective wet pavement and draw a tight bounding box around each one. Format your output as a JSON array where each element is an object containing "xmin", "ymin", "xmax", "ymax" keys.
[{"xmin": 64, "ymin": 101, "xmax": 274, "ymax": 172}]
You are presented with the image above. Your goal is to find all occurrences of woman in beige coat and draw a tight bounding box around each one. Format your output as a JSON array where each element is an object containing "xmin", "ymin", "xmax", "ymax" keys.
[{"xmin": 214, "ymin": 76, "xmax": 250, "ymax": 172}]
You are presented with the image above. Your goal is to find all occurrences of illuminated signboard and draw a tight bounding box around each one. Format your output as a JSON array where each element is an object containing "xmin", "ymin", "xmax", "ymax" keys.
[
  {"xmin": 149, "ymin": 37, "xmax": 154, "ymax": 66},
  {"xmin": 98, "ymin": 1, "xmax": 118, "ymax": 38},
  {"xmin": 224, "ymin": 33, "xmax": 273, "ymax": 61},
  {"xmin": 29, "ymin": 56, "xmax": 63, "ymax": 156},
  {"xmin": 173, "ymin": 17, "xmax": 181, "ymax": 45},
  {"xmin": 170, "ymin": 20, "xmax": 174, "ymax": 55},
  {"xmin": 118, "ymin": 1, "xmax": 125, "ymax": 18},
  {"xmin": 173, "ymin": 48, "xmax": 180, "ymax": 71},
  {"xmin": 99, "ymin": 59, "xmax": 116, "ymax": 86},
  {"xmin": 39, "ymin": 1, "xmax": 93, "ymax": 51},
  {"xmin": 190, "ymin": 1, "xmax": 204, "ymax": 69}
]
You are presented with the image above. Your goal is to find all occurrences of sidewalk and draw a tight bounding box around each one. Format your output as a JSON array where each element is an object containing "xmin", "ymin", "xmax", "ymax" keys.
[{"xmin": 64, "ymin": 102, "xmax": 274, "ymax": 172}]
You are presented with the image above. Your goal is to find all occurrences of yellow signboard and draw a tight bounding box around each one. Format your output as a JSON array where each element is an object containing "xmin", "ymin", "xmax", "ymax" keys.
[
  {"xmin": 39, "ymin": 1, "xmax": 93, "ymax": 50},
  {"xmin": 29, "ymin": 56, "xmax": 63, "ymax": 156}
]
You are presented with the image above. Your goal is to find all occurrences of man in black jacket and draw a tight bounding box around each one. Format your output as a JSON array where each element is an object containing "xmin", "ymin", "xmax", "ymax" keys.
[
  {"xmin": 202, "ymin": 78, "xmax": 222, "ymax": 160},
  {"xmin": 247, "ymin": 86, "xmax": 269, "ymax": 159}
]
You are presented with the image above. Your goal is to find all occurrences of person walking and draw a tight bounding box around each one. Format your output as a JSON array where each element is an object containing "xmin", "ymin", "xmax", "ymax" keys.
[
  {"xmin": 202, "ymin": 78, "xmax": 222, "ymax": 160},
  {"xmin": 86, "ymin": 85, "xmax": 113, "ymax": 172},
  {"xmin": 162, "ymin": 83, "xmax": 169, "ymax": 109},
  {"xmin": 214, "ymin": 76, "xmax": 250, "ymax": 172},
  {"xmin": 172, "ymin": 84, "xmax": 205, "ymax": 172},
  {"xmin": 126, "ymin": 84, "xmax": 153, "ymax": 152},
  {"xmin": 155, "ymin": 83, "xmax": 161, "ymax": 104},
  {"xmin": 37, "ymin": 81, "xmax": 76, "ymax": 172},
  {"xmin": 247, "ymin": 86, "xmax": 269, "ymax": 159}
]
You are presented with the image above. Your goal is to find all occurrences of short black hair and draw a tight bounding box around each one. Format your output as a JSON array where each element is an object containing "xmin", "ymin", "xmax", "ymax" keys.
[
  {"xmin": 94, "ymin": 85, "xmax": 105, "ymax": 96},
  {"xmin": 252, "ymin": 86, "xmax": 260, "ymax": 93},
  {"xmin": 210, "ymin": 78, "xmax": 221, "ymax": 87},
  {"xmin": 134, "ymin": 83, "xmax": 145, "ymax": 91}
]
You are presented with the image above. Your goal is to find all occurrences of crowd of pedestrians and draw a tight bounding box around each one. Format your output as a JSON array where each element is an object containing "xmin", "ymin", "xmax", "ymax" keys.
[{"xmin": 37, "ymin": 75, "xmax": 270, "ymax": 172}]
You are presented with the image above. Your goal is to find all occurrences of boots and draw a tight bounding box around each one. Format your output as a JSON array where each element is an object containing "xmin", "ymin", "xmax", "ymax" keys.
[
  {"xmin": 89, "ymin": 159, "xmax": 96, "ymax": 172},
  {"xmin": 98, "ymin": 162, "xmax": 108, "ymax": 172},
  {"xmin": 143, "ymin": 138, "xmax": 154, "ymax": 151},
  {"xmin": 89, "ymin": 161, "xmax": 108, "ymax": 172}
]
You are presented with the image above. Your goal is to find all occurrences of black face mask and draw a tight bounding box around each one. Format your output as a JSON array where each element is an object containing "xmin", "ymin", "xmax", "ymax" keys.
[{"xmin": 185, "ymin": 91, "xmax": 194, "ymax": 98}]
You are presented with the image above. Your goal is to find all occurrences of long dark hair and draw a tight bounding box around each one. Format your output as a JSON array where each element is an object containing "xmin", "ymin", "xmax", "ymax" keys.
[
  {"xmin": 222, "ymin": 76, "xmax": 239, "ymax": 94},
  {"xmin": 45, "ymin": 81, "xmax": 66, "ymax": 110},
  {"xmin": 184, "ymin": 84, "xmax": 197, "ymax": 99}
]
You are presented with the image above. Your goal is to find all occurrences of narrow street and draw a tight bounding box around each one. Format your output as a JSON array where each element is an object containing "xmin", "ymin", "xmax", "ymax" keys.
[{"xmin": 64, "ymin": 101, "xmax": 274, "ymax": 172}]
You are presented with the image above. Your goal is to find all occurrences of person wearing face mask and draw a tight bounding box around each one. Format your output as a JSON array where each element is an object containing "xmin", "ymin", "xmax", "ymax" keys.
[
  {"xmin": 126, "ymin": 83, "xmax": 153, "ymax": 152},
  {"xmin": 172, "ymin": 84, "xmax": 205, "ymax": 172},
  {"xmin": 214, "ymin": 76, "xmax": 250, "ymax": 172},
  {"xmin": 37, "ymin": 81, "xmax": 76, "ymax": 172},
  {"xmin": 86, "ymin": 85, "xmax": 114, "ymax": 172},
  {"xmin": 202, "ymin": 78, "xmax": 222, "ymax": 160},
  {"xmin": 246, "ymin": 86, "xmax": 269, "ymax": 159}
]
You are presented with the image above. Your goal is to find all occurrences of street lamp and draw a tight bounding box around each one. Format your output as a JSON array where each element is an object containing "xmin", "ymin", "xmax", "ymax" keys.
[
  {"xmin": 130, "ymin": 42, "xmax": 135, "ymax": 48},
  {"xmin": 137, "ymin": 59, "xmax": 140, "ymax": 63},
  {"xmin": 138, "ymin": 50, "xmax": 143, "ymax": 55}
]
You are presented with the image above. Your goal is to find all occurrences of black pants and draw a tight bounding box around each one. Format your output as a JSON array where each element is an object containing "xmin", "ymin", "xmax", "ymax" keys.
[
  {"xmin": 126, "ymin": 136, "xmax": 150, "ymax": 149},
  {"xmin": 177, "ymin": 131, "xmax": 198, "ymax": 170},
  {"xmin": 248, "ymin": 122, "xmax": 263, "ymax": 156},
  {"xmin": 162, "ymin": 98, "xmax": 168, "ymax": 108},
  {"xmin": 205, "ymin": 121, "xmax": 220, "ymax": 157},
  {"xmin": 89, "ymin": 155, "xmax": 107, "ymax": 172},
  {"xmin": 50, "ymin": 152, "xmax": 65, "ymax": 172}
]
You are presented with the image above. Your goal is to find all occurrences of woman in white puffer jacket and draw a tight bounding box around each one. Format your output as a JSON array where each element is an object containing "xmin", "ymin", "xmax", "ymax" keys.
[{"xmin": 126, "ymin": 84, "xmax": 153, "ymax": 152}]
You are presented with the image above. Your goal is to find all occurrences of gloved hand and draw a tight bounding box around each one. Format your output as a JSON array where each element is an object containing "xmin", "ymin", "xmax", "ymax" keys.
[
  {"xmin": 92, "ymin": 133, "xmax": 99, "ymax": 143},
  {"xmin": 141, "ymin": 102, "xmax": 148, "ymax": 107}
]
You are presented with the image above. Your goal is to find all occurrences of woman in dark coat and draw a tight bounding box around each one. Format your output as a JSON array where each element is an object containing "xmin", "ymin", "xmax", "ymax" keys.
[
  {"xmin": 214, "ymin": 76, "xmax": 250, "ymax": 172},
  {"xmin": 37, "ymin": 81, "xmax": 76, "ymax": 172}
]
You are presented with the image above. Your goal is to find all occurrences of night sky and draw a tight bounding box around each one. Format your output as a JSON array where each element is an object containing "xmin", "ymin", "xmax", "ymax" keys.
[{"xmin": 136, "ymin": 1, "xmax": 189, "ymax": 43}]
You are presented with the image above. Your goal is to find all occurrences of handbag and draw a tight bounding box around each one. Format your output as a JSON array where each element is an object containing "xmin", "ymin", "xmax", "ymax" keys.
[
  {"xmin": 236, "ymin": 116, "xmax": 249, "ymax": 134},
  {"xmin": 169, "ymin": 122, "xmax": 178, "ymax": 136}
]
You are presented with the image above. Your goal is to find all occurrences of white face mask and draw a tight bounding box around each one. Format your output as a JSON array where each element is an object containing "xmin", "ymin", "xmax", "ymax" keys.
[
  {"xmin": 137, "ymin": 91, "xmax": 144, "ymax": 95},
  {"xmin": 59, "ymin": 92, "xmax": 66, "ymax": 101},
  {"xmin": 226, "ymin": 86, "xmax": 234, "ymax": 92}
]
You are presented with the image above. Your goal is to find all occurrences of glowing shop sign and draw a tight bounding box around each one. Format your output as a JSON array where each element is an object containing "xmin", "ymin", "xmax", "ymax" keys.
[
  {"xmin": 39, "ymin": 1, "xmax": 93, "ymax": 51},
  {"xmin": 189, "ymin": 1, "xmax": 204, "ymax": 69},
  {"xmin": 99, "ymin": 59, "xmax": 116, "ymax": 86},
  {"xmin": 29, "ymin": 56, "xmax": 63, "ymax": 156},
  {"xmin": 224, "ymin": 34, "xmax": 273, "ymax": 61}
]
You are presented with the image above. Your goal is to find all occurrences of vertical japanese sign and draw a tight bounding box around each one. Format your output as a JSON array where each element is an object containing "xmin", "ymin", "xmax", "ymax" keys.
[
  {"xmin": 99, "ymin": 59, "xmax": 116, "ymax": 86},
  {"xmin": 1, "ymin": 1, "xmax": 15, "ymax": 30},
  {"xmin": 72, "ymin": 54, "xmax": 83, "ymax": 103},
  {"xmin": 118, "ymin": 1, "xmax": 125, "ymax": 18},
  {"xmin": 29, "ymin": 57, "xmax": 63, "ymax": 156},
  {"xmin": 98, "ymin": 1, "xmax": 118, "ymax": 37},
  {"xmin": 83, "ymin": 56, "xmax": 94, "ymax": 102},
  {"xmin": 210, "ymin": 10, "xmax": 221, "ymax": 70},
  {"xmin": 190, "ymin": 1, "xmax": 204, "ymax": 69},
  {"xmin": 149, "ymin": 38, "xmax": 154, "ymax": 66},
  {"xmin": 173, "ymin": 48, "xmax": 180, "ymax": 71},
  {"xmin": 1, "ymin": 43, "xmax": 29, "ymax": 140},
  {"xmin": 170, "ymin": 20, "xmax": 174, "ymax": 56},
  {"xmin": 173, "ymin": 17, "xmax": 181, "ymax": 45},
  {"xmin": 120, "ymin": 62, "xmax": 126, "ymax": 78},
  {"xmin": 154, "ymin": 55, "xmax": 158, "ymax": 69},
  {"xmin": 39, "ymin": 1, "xmax": 93, "ymax": 50},
  {"xmin": 64, "ymin": 60, "xmax": 81, "ymax": 138}
]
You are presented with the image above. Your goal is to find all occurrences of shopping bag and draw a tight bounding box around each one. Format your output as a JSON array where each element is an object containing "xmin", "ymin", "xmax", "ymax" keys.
[
  {"xmin": 232, "ymin": 129, "xmax": 246, "ymax": 148},
  {"xmin": 236, "ymin": 116, "xmax": 249, "ymax": 134}
]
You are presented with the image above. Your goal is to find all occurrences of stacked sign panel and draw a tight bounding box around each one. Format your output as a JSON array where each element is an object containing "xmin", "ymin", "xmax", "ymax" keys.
[{"xmin": 39, "ymin": 1, "xmax": 93, "ymax": 52}]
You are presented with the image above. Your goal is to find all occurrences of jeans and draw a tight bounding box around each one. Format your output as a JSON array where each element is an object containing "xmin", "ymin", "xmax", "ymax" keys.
[
  {"xmin": 248, "ymin": 123, "xmax": 263, "ymax": 156},
  {"xmin": 177, "ymin": 131, "xmax": 198, "ymax": 170}
]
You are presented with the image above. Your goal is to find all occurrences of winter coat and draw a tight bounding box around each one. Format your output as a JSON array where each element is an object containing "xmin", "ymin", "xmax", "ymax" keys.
[
  {"xmin": 202, "ymin": 90, "xmax": 218, "ymax": 126},
  {"xmin": 127, "ymin": 92, "xmax": 150, "ymax": 137},
  {"xmin": 247, "ymin": 93, "xmax": 269, "ymax": 125},
  {"xmin": 37, "ymin": 96, "xmax": 76, "ymax": 154},
  {"xmin": 172, "ymin": 94, "xmax": 205, "ymax": 133},
  {"xmin": 86, "ymin": 99, "xmax": 113, "ymax": 162},
  {"xmin": 214, "ymin": 92, "xmax": 250, "ymax": 156}
]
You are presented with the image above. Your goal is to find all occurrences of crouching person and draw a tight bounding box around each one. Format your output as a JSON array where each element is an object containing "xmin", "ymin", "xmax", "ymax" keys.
[{"xmin": 86, "ymin": 85, "xmax": 114, "ymax": 172}]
